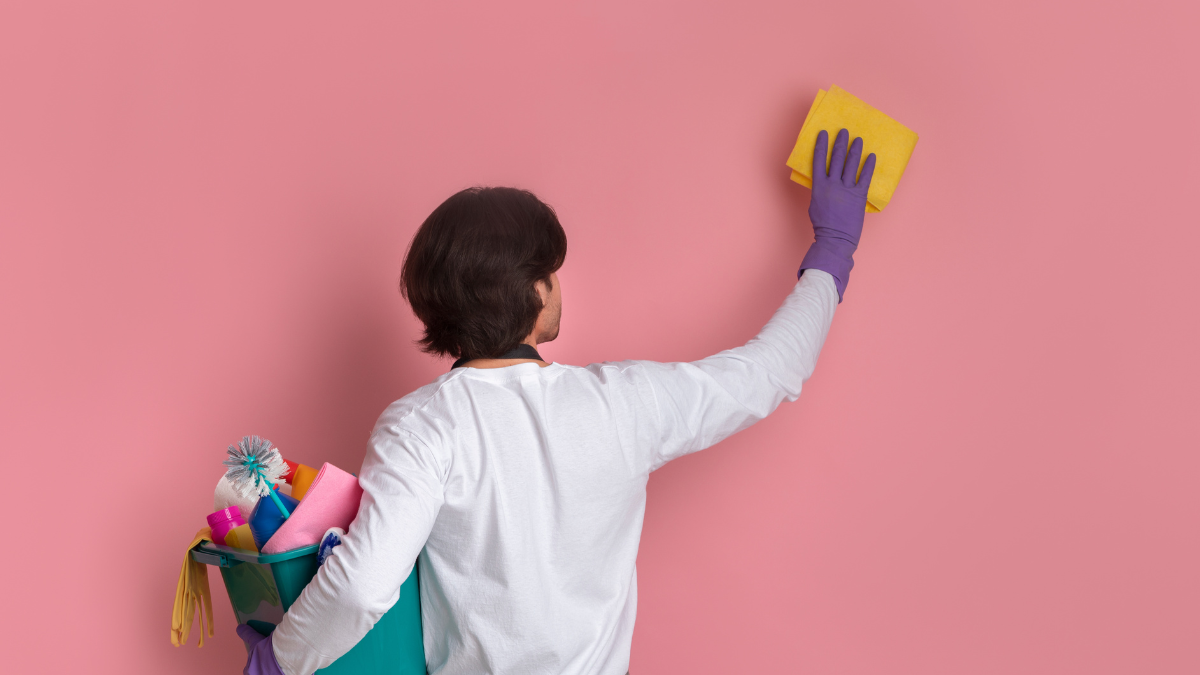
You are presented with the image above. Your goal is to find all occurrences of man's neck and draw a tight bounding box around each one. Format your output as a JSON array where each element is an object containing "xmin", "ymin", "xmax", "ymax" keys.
[{"xmin": 453, "ymin": 341, "xmax": 548, "ymax": 370}]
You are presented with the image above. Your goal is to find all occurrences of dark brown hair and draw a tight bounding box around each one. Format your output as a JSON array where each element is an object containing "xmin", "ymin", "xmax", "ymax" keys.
[{"xmin": 401, "ymin": 187, "xmax": 567, "ymax": 360}]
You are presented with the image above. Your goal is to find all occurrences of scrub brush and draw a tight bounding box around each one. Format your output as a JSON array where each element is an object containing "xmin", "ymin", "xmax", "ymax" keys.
[{"xmin": 223, "ymin": 435, "xmax": 292, "ymax": 519}]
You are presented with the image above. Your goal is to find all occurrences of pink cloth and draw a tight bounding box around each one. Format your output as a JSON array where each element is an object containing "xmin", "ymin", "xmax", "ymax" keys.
[{"xmin": 261, "ymin": 462, "xmax": 363, "ymax": 554}]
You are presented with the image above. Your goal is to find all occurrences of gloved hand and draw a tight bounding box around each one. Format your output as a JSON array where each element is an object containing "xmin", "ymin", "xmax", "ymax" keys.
[
  {"xmin": 798, "ymin": 128, "xmax": 877, "ymax": 301},
  {"xmin": 237, "ymin": 624, "xmax": 286, "ymax": 675}
]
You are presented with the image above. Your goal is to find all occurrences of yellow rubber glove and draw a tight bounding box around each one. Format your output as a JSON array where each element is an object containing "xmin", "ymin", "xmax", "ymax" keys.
[{"xmin": 171, "ymin": 527, "xmax": 215, "ymax": 647}]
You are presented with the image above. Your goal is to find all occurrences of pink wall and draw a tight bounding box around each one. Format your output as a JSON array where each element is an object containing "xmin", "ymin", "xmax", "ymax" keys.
[{"xmin": 1, "ymin": 1, "xmax": 1196, "ymax": 673}]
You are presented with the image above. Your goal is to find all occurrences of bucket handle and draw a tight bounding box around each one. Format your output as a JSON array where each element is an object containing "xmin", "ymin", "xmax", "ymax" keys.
[{"xmin": 190, "ymin": 544, "xmax": 243, "ymax": 568}]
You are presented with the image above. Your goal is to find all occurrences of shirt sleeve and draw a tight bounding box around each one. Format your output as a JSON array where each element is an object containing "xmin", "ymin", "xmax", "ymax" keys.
[
  {"xmin": 639, "ymin": 269, "xmax": 839, "ymax": 469},
  {"xmin": 269, "ymin": 420, "xmax": 446, "ymax": 675}
]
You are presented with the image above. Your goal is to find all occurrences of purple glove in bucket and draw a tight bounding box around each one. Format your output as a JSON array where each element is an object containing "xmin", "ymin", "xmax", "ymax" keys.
[
  {"xmin": 799, "ymin": 128, "xmax": 877, "ymax": 301},
  {"xmin": 238, "ymin": 625, "xmax": 285, "ymax": 675}
]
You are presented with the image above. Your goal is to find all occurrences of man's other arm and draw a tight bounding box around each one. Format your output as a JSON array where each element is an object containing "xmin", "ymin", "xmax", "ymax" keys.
[{"xmin": 267, "ymin": 422, "xmax": 446, "ymax": 675}]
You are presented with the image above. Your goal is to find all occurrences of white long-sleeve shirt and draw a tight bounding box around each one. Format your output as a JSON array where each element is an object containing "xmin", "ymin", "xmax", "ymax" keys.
[{"xmin": 272, "ymin": 270, "xmax": 839, "ymax": 675}]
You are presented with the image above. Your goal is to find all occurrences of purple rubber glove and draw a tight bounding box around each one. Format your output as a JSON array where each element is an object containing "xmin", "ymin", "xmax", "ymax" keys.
[
  {"xmin": 798, "ymin": 128, "xmax": 877, "ymax": 301},
  {"xmin": 237, "ymin": 624, "xmax": 286, "ymax": 675}
]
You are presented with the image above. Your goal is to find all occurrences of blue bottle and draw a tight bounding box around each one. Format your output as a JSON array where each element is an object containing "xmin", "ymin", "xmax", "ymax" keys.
[{"xmin": 248, "ymin": 486, "xmax": 301, "ymax": 550}]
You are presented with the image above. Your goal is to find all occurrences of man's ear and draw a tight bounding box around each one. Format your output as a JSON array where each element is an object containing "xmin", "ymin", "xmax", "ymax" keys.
[{"xmin": 534, "ymin": 278, "xmax": 551, "ymax": 304}]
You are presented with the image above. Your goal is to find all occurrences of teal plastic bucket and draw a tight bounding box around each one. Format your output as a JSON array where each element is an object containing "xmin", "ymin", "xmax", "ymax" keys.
[{"xmin": 191, "ymin": 541, "xmax": 425, "ymax": 674}]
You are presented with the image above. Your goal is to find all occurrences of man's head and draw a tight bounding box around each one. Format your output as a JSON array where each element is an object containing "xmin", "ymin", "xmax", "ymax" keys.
[{"xmin": 401, "ymin": 187, "xmax": 567, "ymax": 360}]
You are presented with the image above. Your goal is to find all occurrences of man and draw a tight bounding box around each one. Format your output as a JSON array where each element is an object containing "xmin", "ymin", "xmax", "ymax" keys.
[{"xmin": 241, "ymin": 129, "xmax": 876, "ymax": 675}]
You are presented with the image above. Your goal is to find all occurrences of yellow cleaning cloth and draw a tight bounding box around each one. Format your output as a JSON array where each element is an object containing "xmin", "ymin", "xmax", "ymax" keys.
[
  {"xmin": 171, "ymin": 527, "xmax": 215, "ymax": 647},
  {"xmin": 786, "ymin": 85, "xmax": 918, "ymax": 213}
]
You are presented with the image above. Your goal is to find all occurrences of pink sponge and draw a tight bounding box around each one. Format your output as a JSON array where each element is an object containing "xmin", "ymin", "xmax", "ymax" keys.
[{"xmin": 261, "ymin": 462, "xmax": 362, "ymax": 554}]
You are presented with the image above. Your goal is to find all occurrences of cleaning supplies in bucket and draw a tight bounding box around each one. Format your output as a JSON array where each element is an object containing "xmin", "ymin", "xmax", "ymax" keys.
[{"xmin": 175, "ymin": 434, "xmax": 372, "ymax": 651}]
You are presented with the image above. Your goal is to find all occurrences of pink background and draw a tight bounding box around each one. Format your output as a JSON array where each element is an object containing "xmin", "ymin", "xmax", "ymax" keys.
[{"xmin": 1, "ymin": 1, "xmax": 1197, "ymax": 673}]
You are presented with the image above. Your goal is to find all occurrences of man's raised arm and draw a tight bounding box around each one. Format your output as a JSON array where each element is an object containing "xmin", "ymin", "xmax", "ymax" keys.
[{"xmin": 639, "ymin": 128, "xmax": 876, "ymax": 468}]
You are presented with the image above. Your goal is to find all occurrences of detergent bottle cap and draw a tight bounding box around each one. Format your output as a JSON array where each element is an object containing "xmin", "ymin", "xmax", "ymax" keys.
[{"xmin": 206, "ymin": 506, "xmax": 245, "ymax": 528}]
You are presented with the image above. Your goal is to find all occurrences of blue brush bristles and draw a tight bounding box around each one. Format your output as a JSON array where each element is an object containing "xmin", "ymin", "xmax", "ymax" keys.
[{"xmin": 223, "ymin": 435, "xmax": 288, "ymax": 501}]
